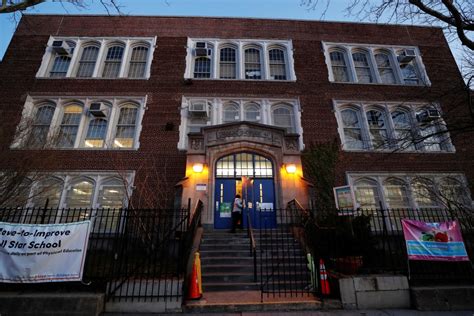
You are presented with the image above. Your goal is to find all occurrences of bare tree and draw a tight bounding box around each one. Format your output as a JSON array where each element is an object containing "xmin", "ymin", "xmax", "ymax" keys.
[{"xmin": 0, "ymin": 0, "xmax": 122, "ymax": 14}]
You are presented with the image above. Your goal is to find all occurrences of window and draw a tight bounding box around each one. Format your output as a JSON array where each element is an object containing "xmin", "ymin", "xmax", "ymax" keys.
[
  {"xmin": 324, "ymin": 42, "xmax": 429, "ymax": 86},
  {"xmin": 28, "ymin": 104, "xmax": 55, "ymax": 148},
  {"xmin": 102, "ymin": 45, "xmax": 125, "ymax": 78},
  {"xmin": 329, "ymin": 50, "xmax": 349, "ymax": 82},
  {"xmin": 383, "ymin": 178, "xmax": 410, "ymax": 209},
  {"xmin": 85, "ymin": 118, "xmax": 108, "ymax": 148},
  {"xmin": 76, "ymin": 45, "xmax": 99, "ymax": 78},
  {"xmin": 219, "ymin": 47, "xmax": 237, "ymax": 79},
  {"xmin": 216, "ymin": 153, "xmax": 273, "ymax": 178},
  {"xmin": 352, "ymin": 51, "xmax": 373, "ymax": 83},
  {"xmin": 58, "ymin": 104, "xmax": 83, "ymax": 148},
  {"xmin": 366, "ymin": 109, "xmax": 388, "ymax": 149},
  {"xmin": 335, "ymin": 101, "xmax": 453, "ymax": 152},
  {"xmin": 96, "ymin": 178, "xmax": 125, "ymax": 233},
  {"xmin": 375, "ymin": 51, "xmax": 396, "ymax": 84},
  {"xmin": 269, "ymin": 48, "xmax": 286, "ymax": 80},
  {"xmin": 354, "ymin": 179, "xmax": 380, "ymax": 209},
  {"xmin": 244, "ymin": 103, "xmax": 260, "ymax": 122},
  {"xmin": 64, "ymin": 178, "xmax": 94, "ymax": 222},
  {"xmin": 223, "ymin": 103, "xmax": 240, "ymax": 123},
  {"xmin": 127, "ymin": 45, "xmax": 149, "ymax": 78},
  {"xmin": 340, "ymin": 108, "xmax": 364, "ymax": 150},
  {"xmin": 31, "ymin": 178, "xmax": 63, "ymax": 209},
  {"xmin": 2, "ymin": 178, "xmax": 32, "ymax": 208},
  {"xmin": 186, "ymin": 39, "xmax": 295, "ymax": 81},
  {"xmin": 439, "ymin": 177, "xmax": 468, "ymax": 207},
  {"xmin": 412, "ymin": 178, "xmax": 438, "ymax": 208},
  {"xmin": 244, "ymin": 48, "xmax": 262, "ymax": 79},
  {"xmin": 37, "ymin": 37, "xmax": 155, "ymax": 79},
  {"xmin": 114, "ymin": 104, "xmax": 138, "ymax": 148},
  {"xmin": 272, "ymin": 105, "xmax": 295, "ymax": 132}
]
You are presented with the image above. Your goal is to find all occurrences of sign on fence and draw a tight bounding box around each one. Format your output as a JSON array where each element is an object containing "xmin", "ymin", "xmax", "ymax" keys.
[
  {"xmin": 333, "ymin": 185, "xmax": 356, "ymax": 214},
  {"xmin": 402, "ymin": 219, "xmax": 469, "ymax": 262},
  {"xmin": 0, "ymin": 221, "xmax": 91, "ymax": 283}
]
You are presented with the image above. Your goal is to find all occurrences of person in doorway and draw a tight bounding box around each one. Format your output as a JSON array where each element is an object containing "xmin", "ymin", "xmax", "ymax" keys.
[{"xmin": 230, "ymin": 194, "xmax": 243, "ymax": 233}]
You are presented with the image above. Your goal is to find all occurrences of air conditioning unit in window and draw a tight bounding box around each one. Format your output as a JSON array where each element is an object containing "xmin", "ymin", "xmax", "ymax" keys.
[
  {"xmin": 51, "ymin": 40, "xmax": 72, "ymax": 55},
  {"xmin": 416, "ymin": 108, "xmax": 441, "ymax": 122},
  {"xmin": 397, "ymin": 48, "xmax": 417, "ymax": 63},
  {"xmin": 89, "ymin": 102, "xmax": 109, "ymax": 118},
  {"xmin": 194, "ymin": 42, "xmax": 212, "ymax": 57},
  {"xmin": 188, "ymin": 101, "xmax": 209, "ymax": 117}
]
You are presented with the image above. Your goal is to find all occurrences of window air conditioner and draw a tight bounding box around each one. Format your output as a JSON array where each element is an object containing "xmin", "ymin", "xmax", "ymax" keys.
[
  {"xmin": 89, "ymin": 102, "xmax": 109, "ymax": 118},
  {"xmin": 416, "ymin": 109, "xmax": 441, "ymax": 122},
  {"xmin": 188, "ymin": 101, "xmax": 209, "ymax": 117},
  {"xmin": 51, "ymin": 40, "xmax": 71, "ymax": 56},
  {"xmin": 194, "ymin": 42, "xmax": 212, "ymax": 57},
  {"xmin": 397, "ymin": 48, "xmax": 416, "ymax": 63}
]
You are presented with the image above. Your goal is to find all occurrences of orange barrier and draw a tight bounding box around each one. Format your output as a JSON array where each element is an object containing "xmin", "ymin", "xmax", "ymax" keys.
[
  {"xmin": 187, "ymin": 252, "xmax": 202, "ymax": 300},
  {"xmin": 319, "ymin": 259, "xmax": 331, "ymax": 295}
]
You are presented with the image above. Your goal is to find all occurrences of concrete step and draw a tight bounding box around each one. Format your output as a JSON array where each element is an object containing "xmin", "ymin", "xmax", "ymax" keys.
[
  {"xmin": 202, "ymin": 264, "xmax": 255, "ymax": 274},
  {"xmin": 203, "ymin": 282, "xmax": 260, "ymax": 292},
  {"xmin": 203, "ymin": 271, "xmax": 310, "ymax": 284},
  {"xmin": 200, "ymin": 250, "xmax": 254, "ymax": 258},
  {"xmin": 200, "ymin": 244, "xmax": 251, "ymax": 251},
  {"xmin": 200, "ymin": 256, "xmax": 255, "ymax": 265},
  {"xmin": 202, "ymin": 272, "xmax": 256, "ymax": 283}
]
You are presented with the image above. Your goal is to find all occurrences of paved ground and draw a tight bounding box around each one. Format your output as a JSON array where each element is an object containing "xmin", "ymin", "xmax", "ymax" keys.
[{"xmin": 107, "ymin": 310, "xmax": 474, "ymax": 315}]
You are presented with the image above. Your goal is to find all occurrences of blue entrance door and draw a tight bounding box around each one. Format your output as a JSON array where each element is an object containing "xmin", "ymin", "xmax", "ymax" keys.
[{"xmin": 214, "ymin": 153, "xmax": 276, "ymax": 229}]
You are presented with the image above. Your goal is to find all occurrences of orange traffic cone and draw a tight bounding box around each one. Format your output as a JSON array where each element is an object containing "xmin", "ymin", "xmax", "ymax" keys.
[
  {"xmin": 319, "ymin": 259, "xmax": 331, "ymax": 295},
  {"xmin": 187, "ymin": 253, "xmax": 202, "ymax": 300}
]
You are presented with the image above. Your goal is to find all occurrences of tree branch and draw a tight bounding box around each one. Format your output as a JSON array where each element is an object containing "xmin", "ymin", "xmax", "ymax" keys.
[{"xmin": 0, "ymin": 0, "xmax": 44, "ymax": 13}]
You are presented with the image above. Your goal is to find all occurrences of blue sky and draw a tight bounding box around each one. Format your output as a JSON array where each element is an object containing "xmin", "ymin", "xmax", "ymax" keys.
[{"xmin": 0, "ymin": 0, "xmax": 465, "ymax": 70}]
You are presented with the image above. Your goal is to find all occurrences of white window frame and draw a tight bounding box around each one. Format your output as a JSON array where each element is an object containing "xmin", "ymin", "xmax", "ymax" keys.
[
  {"xmin": 178, "ymin": 97, "xmax": 303, "ymax": 150},
  {"xmin": 12, "ymin": 95, "xmax": 147, "ymax": 150},
  {"xmin": 184, "ymin": 38, "xmax": 296, "ymax": 81},
  {"xmin": 323, "ymin": 42, "xmax": 431, "ymax": 86},
  {"xmin": 333, "ymin": 100, "xmax": 454, "ymax": 153},
  {"xmin": 36, "ymin": 36, "xmax": 156, "ymax": 79}
]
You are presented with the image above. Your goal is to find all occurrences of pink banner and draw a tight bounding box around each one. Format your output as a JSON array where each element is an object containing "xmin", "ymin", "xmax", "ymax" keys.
[{"xmin": 402, "ymin": 219, "xmax": 469, "ymax": 261}]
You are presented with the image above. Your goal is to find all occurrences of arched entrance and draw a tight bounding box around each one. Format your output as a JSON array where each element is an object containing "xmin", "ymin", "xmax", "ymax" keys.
[{"xmin": 214, "ymin": 152, "xmax": 276, "ymax": 229}]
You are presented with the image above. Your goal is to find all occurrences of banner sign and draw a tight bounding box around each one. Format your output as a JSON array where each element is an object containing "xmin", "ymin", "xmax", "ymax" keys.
[
  {"xmin": 333, "ymin": 185, "xmax": 355, "ymax": 214},
  {"xmin": 0, "ymin": 221, "xmax": 91, "ymax": 283},
  {"xmin": 402, "ymin": 219, "xmax": 469, "ymax": 261}
]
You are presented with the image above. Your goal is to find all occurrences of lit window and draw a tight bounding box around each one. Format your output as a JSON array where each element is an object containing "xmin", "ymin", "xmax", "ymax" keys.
[
  {"xmin": 64, "ymin": 179, "xmax": 94, "ymax": 221},
  {"xmin": 329, "ymin": 50, "xmax": 349, "ymax": 82},
  {"xmin": 57, "ymin": 105, "xmax": 83, "ymax": 148},
  {"xmin": 354, "ymin": 179, "xmax": 380, "ymax": 209},
  {"xmin": 269, "ymin": 48, "xmax": 287, "ymax": 80},
  {"xmin": 366, "ymin": 109, "xmax": 388, "ymax": 149},
  {"xmin": 340, "ymin": 109, "xmax": 364, "ymax": 150},
  {"xmin": 375, "ymin": 52, "xmax": 396, "ymax": 84},
  {"xmin": 102, "ymin": 45, "xmax": 125, "ymax": 78},
  {"xmin": 219, "ymin": 47, "xmax": 236, "ymax": 79},
  {"xmin": 28, "ymin": 104, "xmax": 55, "ymax": 148},
  {"xmin": 77, "ymin": 45, "xmax": 100, "ymax": 78},
  {"xmin": 272, "ymin": 105, "xmax": 295, "ymax": 133},
  {"xmin": 96, "ymin": 178, "xmax": 125, "ymax": 233},
  {"xmin": 114, "ymin": 105, "xmax": 138, "ymax": 148},
  {"xmin": 383, "ymin": 178, "xmax": 410, "ymax": 209},
  {"xmin": 244, "ymin": 103, "xmax": 260, "ymax": 122},
  {"xmin": 244, "ymin": 48, "xmax": 262, "ymax": 79},
  {"xmin": 85, "ymin": 118, "xmax": 108, "ymax": 148},
  {"xmin": 352, "ymin": 51, "xmax": 373, "ymax": 83},
  {"xmin": 216, "ymin": 153, "xmax": 273, "ymax": 178},
  {"xmin": 194, "ymin": 57, "xmax": 211, "ymax": 78},
  {"xmin": 223, "ymin": 103, "xmax": 240, "ymax": 123},
  {"xmin": 128, "ymin": 46, "xmax": 149, "ymax": 78}
]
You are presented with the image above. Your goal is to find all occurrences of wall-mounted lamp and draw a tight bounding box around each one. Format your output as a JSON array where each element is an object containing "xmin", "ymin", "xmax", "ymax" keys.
[
  {"xmin": 192, "ymin": 163, "xmax": 204, "ymax": 173},
  {"xmin": 285, "ymin": 164, "xmax": 297, "ymax": 174}
]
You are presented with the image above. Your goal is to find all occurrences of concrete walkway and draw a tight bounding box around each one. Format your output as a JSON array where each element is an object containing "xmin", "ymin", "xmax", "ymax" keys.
[{"xmin": 108, "ymin": 310, "xmax": 474, "ymax": 315}]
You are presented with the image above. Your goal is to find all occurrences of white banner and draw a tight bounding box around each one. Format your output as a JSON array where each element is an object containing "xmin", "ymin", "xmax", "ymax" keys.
[{"xmin": 0, "ymin": 221, "xmax": 91, "ymax": 283}]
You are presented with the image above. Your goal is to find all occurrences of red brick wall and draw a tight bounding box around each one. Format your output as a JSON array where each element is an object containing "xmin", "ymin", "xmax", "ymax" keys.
[{"xmin": 0, "ymin": 15, "xmax": 472, "ymax": 202}]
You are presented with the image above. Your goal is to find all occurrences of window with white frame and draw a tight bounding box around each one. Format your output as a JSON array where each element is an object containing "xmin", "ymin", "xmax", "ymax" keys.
[
  {"xmin": 14, "ymin": 97, "xmax": 145, "ymax": 150},
  {"xmin": 178, "ymin": 97, "xmax": 302, "ymax": 150},
  {"xmin": 36, "ymin": 36, "xmax": 156, "ymax": 79},
  {"xmin": 185, "ymin": 38, "xmax": 296, "ymax": 81},
  {"xmin": 324, "ymin": 42, "xmax": 430, "ymax": 86},
  {"xmin": 334, "ymin": 101, "xmax": 454, "ymax": 152}
]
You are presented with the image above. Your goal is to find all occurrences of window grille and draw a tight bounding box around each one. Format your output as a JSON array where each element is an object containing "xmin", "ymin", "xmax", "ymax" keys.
[
  {"xmin": 128, "ymin": 46, "xmax": 149, "ymax": 78},
  {"xmin": 58, "ymin": 105, "xmax": 82, "ymax": 148},
  {"xmin": 352, "ymin": 52, "xmax": 373, "ymax": 83},
  {"xmin": 102, "ymin": 46, "xmax": 124, "ymax": 78},
  {"xmin": 216, "ymin": 153, "xmax": 273, "ymax": 178},
  {"xmin": 269, "ymin": 49, "xmax": 286, "ymax": 80},
  {"xmin": 375, "ymin": 53, "xmax": 396, "ymax": 84},
  {"xmin": 85, "ymin": 118, "xmax": 108, "ymax": 148},
  {"xmin": 245, "ymin": 48, "xmax": 262, "ymax": 79},
  {"xmin": 194, "ymin": 57, "xmax": 211, "ymax": 78},
  {"xmin": 330, "ymin": 51, "xmax": 349, "ymax": 82},
  {"xmin": 114, "ymin": 106, "xmax": 138, "ymax": 148},
  {"xmin": 29, "ymin": 105, "xmax": 55, "ymax": 148},
  {"xmin": 219, "ymin": 47, "xmax": 236, "ymax": 79},
  {"xmin": 50, "ymin": 56, "xmax": 71, "ymax": 78},
  {"xmin": 272, "ymin": 106, "xmax": 295, "ymax": 133},
  {"xmin": 77, "ymin": 46, "xmax": 99, "ymax": 77}
]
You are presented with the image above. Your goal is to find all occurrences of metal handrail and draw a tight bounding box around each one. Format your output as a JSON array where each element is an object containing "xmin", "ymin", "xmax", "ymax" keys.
[{"xmin": 247, "ymin": 212, "xmax": 257, "ymax": 282}]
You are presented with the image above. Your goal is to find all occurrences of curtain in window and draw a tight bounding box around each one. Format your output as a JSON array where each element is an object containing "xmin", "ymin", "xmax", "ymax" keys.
[
  {"xmin": 102, "ymin": 45, "xmax": 124, "ymax": 78},
  {"xmin": 341, "ymin": 109, "xmax": 363, "ymax": 149},
  {"xmin": 29, "ymin": 105, "xmax": 55, "ymax": 148},
  {"xmin": 375, "ymin": 53, "xmax": 396, "ymax": 84},
  {"xmin": 128, "ymin": 46, "xmax": 149, "ymax": 78},
  {"xmin": 219, "ymin": 47, "xmax": 236, "ymax": 79},
  {"xmin": 329, "ymin": 51, "xmax": 349, "ymax": 82},
  {"xmin": 366, "ymin": 109, "xmax": 388, "ymax": 149},
  {"xmin": 58, "ymin": 105, "xmax": 82, "ymax": 148},
  {"xmin": 352, "ymin": 51, "xmax": 373, "ymax": 83},
  {"xmin": 114, "ymin": 106, "xmax": 138, "ymax": 148},
  {"xmin": 272, "ymin": 106, "xmax": 294, "ymax": 132},
  {"xmin": 85, "ymin": 118, "xmax": 108, "ymax": 148},
  {"xmin": 269, "ymin": 48, "xmax": 287, "ymax": 80},
  {"xmin": 244, "ymin": 48, "xmax": 262, "ymax": 79},
  {"xmin": 77, "ymin": 45, "xmax": 99, "ymax": 77},
  {"xmin": 244, "ymin": 103, "xmax": 260, "ymax": 122},
  {"xmin": 194, "ymin": 57, "xmax": 211, "ymax": 78}
]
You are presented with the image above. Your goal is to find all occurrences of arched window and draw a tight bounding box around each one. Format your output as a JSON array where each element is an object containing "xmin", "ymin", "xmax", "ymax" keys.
[
  {"xmin": 2, "ymin": 178, "xmax": 32, "ymax": 209},
  {"xmin": 244, "ymin": 47, "xmax": 262, "ymax": 79},
  {"xmin": 96, "ymin": 178, "xmax": 126, "ymax": 232},
  {"xmin": 417, "ymin": 107, "xmax": 445, "ymax": 152},
  {"xmin": 391, "ymin": 109, "xmax": 415, "ymax": 150},
  {"xmin": 352, "ymin": 51, "xmax": 373, "ymax": 83},
  {"xmin": 223, "ymin": 103, "xmax": 240, "ymax": 123},
  {"xmin": 85, "ymin": 118, "xmax": 108, "ymax": 148},
  {"xmin": 272, "ymin": 105, "xmax": 295, "ymax": 132},
  {"xmin": 49, "ymin": 41, "xmax": 75, "ymax": 78},
  {"xmin": 102, "ymin": 45, "xmax": 125, "ymax": 78},
  {"xmin": 383, "ymin": 178, "xmax": 410, "ymax": 209},
  {"xmin": 28, "ymin": 104, "xmax": 55, "ymax": 148},
  {"xmin": 216, "ymin": 153, "xmax": 273, "ymax": 178},
  {"xmin": 412, "ymin": 178, "xmax": 438, "ymax": 208},
  {"xmin": 219, "ymin": 47, "xmax": 236, "ymax": 79},
  {"xmin": 329, "ymin": 50, "xmax": 349, "ymax": 82},
  {"xmin": 127, "ymin": 45, "xmax": 149, "ymax": 78},
  {"xmin": 340, "ymin": 108, "xmax": 363, "ymax": 149},
  {"xmin": 57, "ymin": 104, "xmax": 83, "ymax": 148},
  {"xmin": 113, "ymin": 104, "xmax": 138, "ymax": 148},
  {"xmin": 77, "ymin": 45, "xmax": 100, "ymax": 78},
  {"xmin": 31, "ymin": 178, "xmax": 64, "ymax": 209},
  {"xmin": 374, "ymin": 52, "xmax": 396, "ymax": 84},
  {"xmin": 354, "ymin": 178, "xmax": 380, "ymax": 209},
  {"xmin": 64, "ymin": 178, "xmax": 94, "ymax": 221},
  {"xmin": 439, "ymin": 177, "xmax": 468, "ymax": 207},
  {"xmin": 244, "ymin": 103, "xmax": 260, "ymax": 122},
  {"xmin": 366, "ymin": 109, "xmax": 388, "ymax": 149},
  {"xmin": 397, "ymin": 50, "xmax": 420, "ymax": 85},
  {"xmin": 269, "ymin": 48, "xmax": 287, "ymax": 80},
  {"xmin": 194, "ymin": 57, "xmax": 211, "ymax": 78}
]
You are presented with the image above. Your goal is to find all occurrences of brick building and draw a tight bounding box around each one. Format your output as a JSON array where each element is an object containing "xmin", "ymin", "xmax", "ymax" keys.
[{"xmin": 0, "ymin": 14, "xmax": 473, "ymax": 230}]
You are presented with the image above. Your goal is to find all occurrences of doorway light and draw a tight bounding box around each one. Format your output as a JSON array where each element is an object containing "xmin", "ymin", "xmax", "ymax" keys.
[
  {"xmin": 193, "ymin": 163, "xmax": 204, "ymax": 173},
  {"xmin": 285, "ymin": 164, "xmax": 297, "ymax": 174}
]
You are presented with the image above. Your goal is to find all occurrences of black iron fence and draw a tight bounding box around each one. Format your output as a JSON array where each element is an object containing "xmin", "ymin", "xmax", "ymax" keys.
[{"xmin": 0, "ymin": 201, "xmax": 203, "ymax": 302}]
